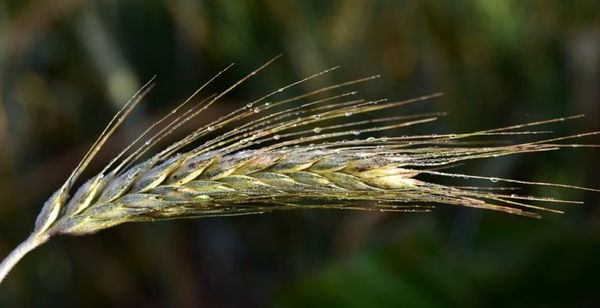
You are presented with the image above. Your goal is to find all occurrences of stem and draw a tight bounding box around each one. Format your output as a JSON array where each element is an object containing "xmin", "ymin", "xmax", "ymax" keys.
[{"xmin": 0, "ymin": 233, "xmax": 49, "ymax": 284}]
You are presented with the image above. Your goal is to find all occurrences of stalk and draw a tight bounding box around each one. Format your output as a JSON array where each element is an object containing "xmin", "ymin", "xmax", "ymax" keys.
[{"xmin": 0, "ymin": 233, "xmax": 49, "ymax": 284}]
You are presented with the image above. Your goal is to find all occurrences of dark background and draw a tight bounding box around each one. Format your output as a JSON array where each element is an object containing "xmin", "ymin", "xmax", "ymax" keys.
[{"xmin": 0, "ymin": 0, "xmax": 599, "ymax": 307}]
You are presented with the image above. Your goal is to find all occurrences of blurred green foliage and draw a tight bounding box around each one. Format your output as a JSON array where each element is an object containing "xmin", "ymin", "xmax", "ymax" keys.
[{"xmin": 0, "ymin": 0, "xmax": 598, "ymax": 307}]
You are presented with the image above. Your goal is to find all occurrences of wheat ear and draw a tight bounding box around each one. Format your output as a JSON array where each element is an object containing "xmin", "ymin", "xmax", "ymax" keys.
[{"xmin": 1, "ymin": 56, "xmax": 598, "ymax": 284}]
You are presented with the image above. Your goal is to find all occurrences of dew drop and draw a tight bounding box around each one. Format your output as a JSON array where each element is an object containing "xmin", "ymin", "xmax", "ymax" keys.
[
  {"xmin": 490, "ymin": 177, "xmax": 499, "ymax": 183},
  {"xmin": 352, "ymin": 130, "xmax": 360, "ymax": 136},
  {"xmin": 366, "ymin": 137, "xmax": 375, "ymax": 141},
  {"xmin": 344, "ymin": 112, "xmax": 352, "ymax": 117},
  {"xmin": 207, "ymin": 126, "xmax": 214, "ymax": 131},
  {"xmin": 313, "ymin": 114, "xmax": 321, "ymax": 120},
  {"xmin": 273, "ymin": 134, "xmax": 280, "ymax": 140},
  {"xmin": 254, "ymin": 108, "xmax": 260, "ymax": 113},
  {"xmin": 313, "ymin": 127, "xmax": 322, "ymax": 133},
  {"xmin": 246, "ymin": 103, "xmax": 253, "ymax": 108}
]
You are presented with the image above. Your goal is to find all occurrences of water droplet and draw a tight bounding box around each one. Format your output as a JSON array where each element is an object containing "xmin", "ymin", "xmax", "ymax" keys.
[
  {"xmin": 145, "ymin": 141, "xmax": 151, "ymax": 145},
  {"xmin": 273, "ymin": 134, "xmax": 280, "ymax": 140},
  {"xmin": 254, "ymin": 108, "xmax": 260, "ymax": 113},
  {"xmin": 490, "ymin": 177, "xmax": 499, "ymax": 183},
  {"xmin": 313, "ymin": 127, "xmax": 322, "ymax": 133},
  {"xmin": 352, "ymin": 130, "xmax": 360, "ymax": 136},
  {"xmin": 313, "ymin": 114, "xmax": 321, "ymax": 120},
  {"xmin": 207, "ymin": 126, "xmax": 214, "ymax": 131},
  {"xmin": 265, "ymin": 102, "xmax": 271, "ymax": 106},
  {"xmin": 344, "ymin": 112, "xmax": 352, "ymax": 117},
  {"xmin": 366, "ymin": 137, "xmax": 375, "ymax": 141},
  {"xmin": 381, "ymin": 137, "xmax": 389, "ymax": 142},
  {"xmin": 246, "ymin": 103, "xmax": 253, "ymax": 108}
]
